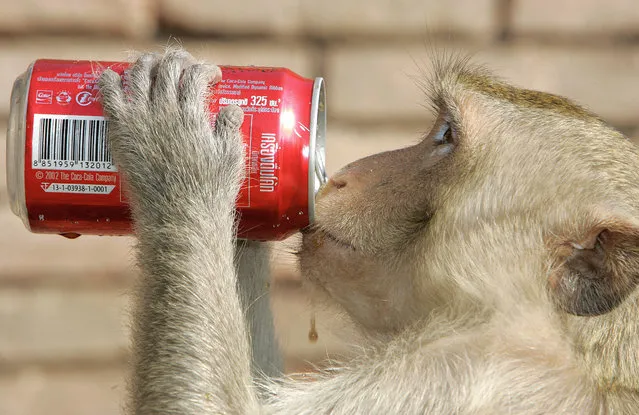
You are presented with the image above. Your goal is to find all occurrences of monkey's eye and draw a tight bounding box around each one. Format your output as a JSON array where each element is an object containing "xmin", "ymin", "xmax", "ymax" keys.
[
  {"xmin": 431, "ymin": 121, "xmax": 457, "ymax": 158},
  {"xmin": 433, "ymin": 122, "xmax": 455, "ymax": 146}
]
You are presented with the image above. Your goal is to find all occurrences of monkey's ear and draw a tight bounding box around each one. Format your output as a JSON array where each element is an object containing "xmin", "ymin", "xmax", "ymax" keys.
[{"xmin": 549, "ymin": 221, "xmax": 639, "ymax": 316}]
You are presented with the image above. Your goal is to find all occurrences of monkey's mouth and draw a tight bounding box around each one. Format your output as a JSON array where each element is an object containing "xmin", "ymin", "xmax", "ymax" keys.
[
  {"xmin": 302, "ymin": 226, "xmax": 356, "ymax": 251},
  {"xmin": 323, "ymin": 230, "xmax": 356, "ymax": 250}
]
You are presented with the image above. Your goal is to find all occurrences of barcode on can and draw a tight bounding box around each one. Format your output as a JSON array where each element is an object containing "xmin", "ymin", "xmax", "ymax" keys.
[{"xmin": 31, "ymin": 114, "xmax": 116, "ymax": 172}]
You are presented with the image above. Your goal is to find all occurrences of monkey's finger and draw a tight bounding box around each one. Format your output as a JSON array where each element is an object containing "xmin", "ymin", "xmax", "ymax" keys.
[
  {"xmin": 179, "ymin": 63, "xmax": 222, "ymax": 125},
  {"xmin": 215, "ymin": 105, "xmax": 245, "ymax": 179},
  {"xmin": 127, "ymin": 52, "xmax": 160, "ymax": 104},
  {"xmin": 215, "ymin": 105, "xmax": 244, "ymax": 134},
  {"xmin": 98, "ymin": 69, "xmax": 126, "ymax": 122},
  {"xmin": 152, "ymin": 49, "xmax": 195, "ymax": 109}
]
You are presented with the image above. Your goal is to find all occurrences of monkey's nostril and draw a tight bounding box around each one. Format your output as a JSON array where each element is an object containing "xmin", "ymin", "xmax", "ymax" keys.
[
  {"xmin": 316, "ymin": 176, "xmax": 348, "ymax": 199},
  {"xmin": 330, "ymin": 178, "xmax": 347, "ymax": 189}
]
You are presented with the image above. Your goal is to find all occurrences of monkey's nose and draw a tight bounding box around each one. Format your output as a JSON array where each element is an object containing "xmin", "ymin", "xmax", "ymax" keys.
[
  {"xmin": 329, "ymin": 176, "xmax": 347, "ymax": 190},
  {"xmin": 316, "ymin": 175, "xmax": 348, "ymax": 199}
]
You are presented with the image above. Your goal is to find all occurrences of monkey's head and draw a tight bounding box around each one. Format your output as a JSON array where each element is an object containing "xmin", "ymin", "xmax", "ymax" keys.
[{"xmin": 299, "ymin": 57, "xmax": 639, "ymax": 338}]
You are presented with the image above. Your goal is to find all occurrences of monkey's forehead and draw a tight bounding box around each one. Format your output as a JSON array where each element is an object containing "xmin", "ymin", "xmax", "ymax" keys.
[{"xmin": 455, "ymin": 73, "xmax": 600, "ymax": 122}]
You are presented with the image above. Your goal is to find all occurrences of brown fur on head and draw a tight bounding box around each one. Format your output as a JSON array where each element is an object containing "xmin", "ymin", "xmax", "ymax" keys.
[{"xmin": 299, "ymin": 56, "xmax": 639, "ymax": 388}]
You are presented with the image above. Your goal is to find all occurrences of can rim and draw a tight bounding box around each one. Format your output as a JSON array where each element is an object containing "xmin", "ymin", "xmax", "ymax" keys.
[
  {"xmin": 6, "ymin": 63, "xmax": 33, "ymax": 231},
  {"xmin": 308, "ymin": 77, "xmax": 327, "ymax": 224}
]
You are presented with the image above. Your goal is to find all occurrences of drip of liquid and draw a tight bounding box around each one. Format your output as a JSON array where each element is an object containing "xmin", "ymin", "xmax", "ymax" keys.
[
  {"xmin": 308, "ymin": 314, "xmax": 318, "ymax": 343},
  {"xmin": 60, "ymin": 232, "xmax": 81, "ymax": 239}
]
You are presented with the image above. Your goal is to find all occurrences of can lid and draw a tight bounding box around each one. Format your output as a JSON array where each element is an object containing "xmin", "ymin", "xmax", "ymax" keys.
[
  {"xmin": 6, "ymin": 64, "xmax": 32, "ymax": 231},
  {"xmin": 308, "ymin": 77, "xmax": 328, "ymax": 224}
]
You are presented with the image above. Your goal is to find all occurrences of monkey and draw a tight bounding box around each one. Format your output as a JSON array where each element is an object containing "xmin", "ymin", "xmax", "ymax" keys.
[{"xmin": 98, "ymin": 48, "xmax": 639, "ymax": 414}]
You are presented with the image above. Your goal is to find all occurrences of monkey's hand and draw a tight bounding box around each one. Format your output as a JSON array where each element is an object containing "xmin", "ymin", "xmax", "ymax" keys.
[{"xmin": 98, "ymin": 50, "xmax": 245, "ymax": 233}]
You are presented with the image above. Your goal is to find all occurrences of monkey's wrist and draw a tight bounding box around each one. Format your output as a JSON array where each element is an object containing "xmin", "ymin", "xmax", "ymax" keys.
[
  {"xmin": 133, "ymin": 209, "xmax": 237, "ymax": 246},
  {"xmin": 126, "ymin": 192, "xmax": 237, "ymax": 234},
  {"xmin": 120, "ymin": 164, "xmax": 242, "ymax": 211}
]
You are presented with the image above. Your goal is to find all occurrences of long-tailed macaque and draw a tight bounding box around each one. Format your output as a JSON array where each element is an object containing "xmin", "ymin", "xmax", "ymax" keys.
[{"xmin": 98, "ymin": 49, "xmax": 639, "ymax": 414}]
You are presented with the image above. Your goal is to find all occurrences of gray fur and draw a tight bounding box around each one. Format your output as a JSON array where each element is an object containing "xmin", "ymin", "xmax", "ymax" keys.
[
  {"xmin": 99, "ymin": 48, "xmax": 639, "ymax": 415},
  {"xmin": 235, "ymin": 240, "xmax": 283, "ymax": 381}
]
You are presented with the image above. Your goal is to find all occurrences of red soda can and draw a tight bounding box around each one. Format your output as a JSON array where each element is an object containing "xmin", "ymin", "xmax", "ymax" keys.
[{"xmin": 6, "ymin": 59, "xmax": 327, "ymax": 241}]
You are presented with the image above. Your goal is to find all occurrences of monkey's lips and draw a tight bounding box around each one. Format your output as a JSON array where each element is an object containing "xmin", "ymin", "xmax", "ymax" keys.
[{"xmin": 302, "ymin": 226, "xmax": 356, "ymax": 251}]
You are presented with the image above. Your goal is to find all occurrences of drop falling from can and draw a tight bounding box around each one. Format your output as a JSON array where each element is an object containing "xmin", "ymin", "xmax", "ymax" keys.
[{"xmin": 6, "ymin": 59, "xmax": 327, "ymax": 241}]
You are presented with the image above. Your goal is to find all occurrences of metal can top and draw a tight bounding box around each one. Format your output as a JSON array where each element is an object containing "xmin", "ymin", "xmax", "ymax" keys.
[{"xmin": 308, "ymin": 77, "xmax": 328, "ymax": 223}]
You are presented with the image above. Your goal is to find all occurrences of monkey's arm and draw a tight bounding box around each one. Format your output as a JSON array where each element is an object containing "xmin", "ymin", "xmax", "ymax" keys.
[
  {"xmin": 263, "ymin": 325, "xmax": 598, "ymax": 414},
  {"xmin": 235, "ymin": 241, "xmax": 283, "ymax": 379},
  {"xmin": 99, "ymin": 50, "xmax": 260, "ymax": 414}
]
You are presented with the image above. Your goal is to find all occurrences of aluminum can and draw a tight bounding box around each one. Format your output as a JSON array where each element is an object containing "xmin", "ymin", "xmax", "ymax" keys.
[{"xmin": 6, "ymin": 59, "xmax": 327, "ymax": 240}]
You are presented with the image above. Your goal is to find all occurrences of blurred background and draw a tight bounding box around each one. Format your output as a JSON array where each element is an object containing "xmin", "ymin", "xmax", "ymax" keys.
[{"xmin": 2, "ymin": 0, "xmax": 639, "ymax": 413}]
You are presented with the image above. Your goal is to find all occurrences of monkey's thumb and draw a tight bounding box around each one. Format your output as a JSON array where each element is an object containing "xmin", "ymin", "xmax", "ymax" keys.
[{"xmin": 216, "ymin": 105, "xmax": 244, "ymax": 131}]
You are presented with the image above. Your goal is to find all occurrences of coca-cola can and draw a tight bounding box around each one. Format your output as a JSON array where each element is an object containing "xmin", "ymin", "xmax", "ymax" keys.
[{"xmin": 6, "ymin": 59, "xmax": 327, "ymax": 241}]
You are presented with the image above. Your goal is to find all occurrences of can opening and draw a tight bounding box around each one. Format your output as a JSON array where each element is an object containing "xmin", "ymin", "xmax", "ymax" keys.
[{"xmin": 308, "ymin": 78, "xmax": 327, "ymax": 224}]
